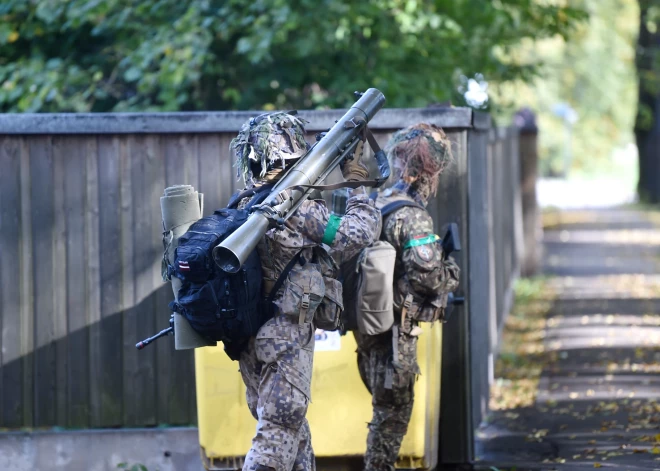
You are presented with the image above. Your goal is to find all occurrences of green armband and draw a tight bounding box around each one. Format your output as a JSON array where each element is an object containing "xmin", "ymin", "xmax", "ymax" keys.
[
  {"xmin": 322, "ymin": 214, "xmax": 342, "ymax": 245},
  {"xmin": 403, "ymin": 233, "xmax": 440, "ymax": 249}
]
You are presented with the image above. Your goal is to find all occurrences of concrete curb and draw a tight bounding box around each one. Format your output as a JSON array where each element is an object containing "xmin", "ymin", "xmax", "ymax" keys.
[{"xmin": 0, "ymin": 427, "xmax": 202, "ymax": 471}]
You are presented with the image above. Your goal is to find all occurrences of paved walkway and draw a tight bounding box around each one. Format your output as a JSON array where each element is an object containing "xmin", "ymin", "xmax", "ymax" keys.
[{"xmin": 476, "ymin": 208, "xmax": 660, "ymax": 470}]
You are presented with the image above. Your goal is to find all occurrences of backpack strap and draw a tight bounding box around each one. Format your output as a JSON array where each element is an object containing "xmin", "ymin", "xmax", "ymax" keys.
[
  {"xmin": 266, "ymin": 251, "xmax": 303, "ymax": 304},
  {"xmin": 227, "ymin": 184, "xmax": 274, "ymax": 209},
  {"xmin": 380, "ymin": 200, "xmax": 425, "ymax": 218}
]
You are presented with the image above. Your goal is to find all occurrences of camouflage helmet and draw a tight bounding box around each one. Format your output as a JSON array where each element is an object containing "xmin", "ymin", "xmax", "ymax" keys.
[
  {"xmin": 231, "ymin": 111, "xmax": 310, "ymax": 185},
  {"xmin": 385, "ymin": 123, "xmax": 452, "ymax": 200}
]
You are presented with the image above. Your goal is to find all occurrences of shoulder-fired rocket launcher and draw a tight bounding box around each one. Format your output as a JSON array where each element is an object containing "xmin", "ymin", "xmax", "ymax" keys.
[{"xmin": 212, "ymin": 88, "xmax": 389, "ymax": 273}]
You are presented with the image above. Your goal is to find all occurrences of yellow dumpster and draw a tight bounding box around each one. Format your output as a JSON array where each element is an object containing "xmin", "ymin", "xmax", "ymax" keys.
[{"xmin": 195, "ymin": 323, "xmax": 442, "ymax": 470}]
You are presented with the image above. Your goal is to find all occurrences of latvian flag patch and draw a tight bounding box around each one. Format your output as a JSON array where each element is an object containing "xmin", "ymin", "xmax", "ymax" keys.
[{"xmin": 178, "ymin": 261, "xmax": 191, "ymax": 271}]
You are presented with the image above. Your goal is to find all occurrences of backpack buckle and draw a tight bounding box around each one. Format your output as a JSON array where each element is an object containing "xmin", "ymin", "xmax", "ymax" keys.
[
  {"xmin": 301, "ymin": 293, "xmax": 310, "ymax": 310},
  {"xmin": 299, "ymin": 292, "xmax": 311, "ymax": 324},
  {"xmin": 217, "ymin": 308, "xmax": 237, "ymax": 318},
  {"xmin": 403, "ymin": 293, "xmax": 413, "ymax": 309}
]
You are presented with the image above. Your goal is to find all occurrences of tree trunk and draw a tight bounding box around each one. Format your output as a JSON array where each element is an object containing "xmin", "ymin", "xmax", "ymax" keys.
[
  {"xmin": 515, "ymin": 108, "xmax": 542, "ymax": 277},
  {"xmin": 635, "ymin": 1, "xmax": 660, "ymax": 203}
]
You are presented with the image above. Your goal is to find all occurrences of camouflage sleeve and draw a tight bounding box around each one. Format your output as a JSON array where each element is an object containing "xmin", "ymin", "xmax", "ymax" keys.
[
  {"xmin": 285, "ymin": 188, "xmax": 380, "ymax": 260},
  {"xmin": 385, "ymin": 207, "xmax": 460, "ymax": 297}
]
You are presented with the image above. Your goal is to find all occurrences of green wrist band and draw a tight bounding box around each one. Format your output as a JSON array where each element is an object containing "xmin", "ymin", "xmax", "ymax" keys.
[
  {"xmin": 404, "ymin": 233, "xmax": 440, "ymax": 249},
  {"xmin": 322, "ymin": 214, "xmax": 342, "ymax": 245}
]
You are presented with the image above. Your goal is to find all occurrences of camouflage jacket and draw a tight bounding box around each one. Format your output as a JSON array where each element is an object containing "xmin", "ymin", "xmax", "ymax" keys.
[
  {"xmin": 376, "ymin": 188, "xmax": 460, "ymax": 324},
  {"xmin": 248, "ymin": 188, "xmax": 381, "ymax": 323}
]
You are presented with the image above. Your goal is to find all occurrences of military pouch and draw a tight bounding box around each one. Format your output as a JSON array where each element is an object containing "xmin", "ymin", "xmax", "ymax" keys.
[
  {"xmin": 418, "ymin": 294, "xmax": 448, "ymax": 323},
  {"xmin": 393, "ymin": 279, "xmax": 454, "ymax": 324},
  {"xmin": 278, "ymin": 264, "xmax": 325, "ymax": 324},
  {"xmin": 354, "ymin": 241, "xmax": 397, "ymax": 335},
  {"xmin": 315, "ymin": 277, "xmax": 344, "ymax": 331}
]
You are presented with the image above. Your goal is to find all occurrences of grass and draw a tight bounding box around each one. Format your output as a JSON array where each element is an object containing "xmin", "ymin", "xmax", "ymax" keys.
[{"xmin": 490, "ymin": 277, "xmax": 555, "ymax": 411}]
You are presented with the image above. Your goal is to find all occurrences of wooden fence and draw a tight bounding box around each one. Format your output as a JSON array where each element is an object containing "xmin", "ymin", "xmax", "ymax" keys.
[{"xmin": 0, "ymin": 108, "xmax": 521, "ymax": 466}]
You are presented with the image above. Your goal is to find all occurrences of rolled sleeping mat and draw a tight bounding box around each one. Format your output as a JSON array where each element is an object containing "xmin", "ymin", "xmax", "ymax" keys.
[{"xmin": 161, "ymin": 185, "xmax": 217, "ymax": 350}]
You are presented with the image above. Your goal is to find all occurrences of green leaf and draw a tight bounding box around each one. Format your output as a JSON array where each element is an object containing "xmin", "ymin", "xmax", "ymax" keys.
[{"xmin": 123, "ymin": 67, "xmax": 141, "ymax": 82}]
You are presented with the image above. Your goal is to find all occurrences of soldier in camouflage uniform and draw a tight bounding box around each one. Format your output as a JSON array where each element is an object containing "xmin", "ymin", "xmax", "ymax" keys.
[
  {"xmin": 354, "ymin": 123, "xmax": 461, "ymax": 471},
  {"xmin": 230, "ymin": 111, "xmax": 381, "ymax": 471}
]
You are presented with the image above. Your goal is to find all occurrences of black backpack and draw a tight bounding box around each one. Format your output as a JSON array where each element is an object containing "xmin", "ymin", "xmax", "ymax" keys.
[{"xmin": 169, "ymin": 186, "xmax": 295, "ymax": 360}]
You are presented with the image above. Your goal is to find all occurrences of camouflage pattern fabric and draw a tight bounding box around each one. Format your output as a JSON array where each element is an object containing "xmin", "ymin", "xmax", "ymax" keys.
[
  {"xmin": 239, "ymin": 321, "xmax": 315, "ymax": 471},
  {"xmin": 355, "ymin": 330, "xmax": 418, "ymax": 471},
  {"xmin": 355, "ymin": 186, "xmax": 459, "ymax": 471},
  {"xmin": 238, "ymin": 188, "xmax": 380, "ymax": 471},
  {"xmin": 257, "ymin": 189, "xmax": 381, "ymax": 315},
  {"xmin": 377, "ymin": 188, "xmax": 460, "ymax": 323}
]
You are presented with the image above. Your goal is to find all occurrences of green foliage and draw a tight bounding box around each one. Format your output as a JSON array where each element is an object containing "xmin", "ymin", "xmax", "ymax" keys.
[
  {"xmin": 0, "ymin": 0, "xmax": 585, "ymax": 112},
  {"xmin": 493, "ymin": 0, "xmax": 639, "ymax": 177},
  {"xmin": 635, "ymin": 0, "xmax": 660, "ymax": 133}
]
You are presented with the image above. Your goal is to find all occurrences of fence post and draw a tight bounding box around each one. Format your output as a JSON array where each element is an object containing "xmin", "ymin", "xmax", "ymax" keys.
[
  {"xmin": 439, "ymin": 111, "xmax": 492, "ymax": 466},
  {"xmin": 514, "ymin": 108, "xmax": 542, "ymax": 277}
]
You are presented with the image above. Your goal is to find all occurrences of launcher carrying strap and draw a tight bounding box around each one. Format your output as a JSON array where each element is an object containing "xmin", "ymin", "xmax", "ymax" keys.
[{"xmin": 283, "ymin": 122, "xmax": 391, "ymax": 193}]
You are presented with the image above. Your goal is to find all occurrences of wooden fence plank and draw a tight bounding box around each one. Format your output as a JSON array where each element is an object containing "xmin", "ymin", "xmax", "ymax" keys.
[
  {"xmin": 120, "ymin": 137, "xmax": 138, "ymax": 426},
  {"xmin": 161, "ymin": 135, "xmax": 198, "ymax": 425},
  {"xmin": 86, "ymin": 137, "xmax": 102, "ymax": 428},
  {"xmin": 30, "ymin": 136, "xmax": 57, "ymax": 427},
  {"xmin": 155, "ymin": 283, "xmax": 173, "ymax": 425},
  {"xmin": 183, "ymin": 135, "xmax": 199, "ymax": 188},
  {"xmin": 0, "ymin": 108, "xmax": 475, "ymax": 135},
  {"xmin": 62, "ymin": 136, "xmax": 90, "ymax": 428},
  {"xmin": 0, "ymin": 137, "xmax": 22, "ymax": 427},
  {"xmin": 164, "ymin": 135, "xmax": 186, "ymax": 188},
  {"xmin": 144, "ymin": 135, "xmax": 173, "ymax": 426},
  {"xmin": 130, "ymin": 135, "xmax": 158, "ymax": 426},
  {"xmin": 19, "ymin": 138, "xmax": 34, "ymax": 427},
  {"xmin": 218, "ymin": 135, "xmax": 239, "ymax": 203},
  {"xmin": 98, "ymin": 136, "xmax": 124, "ymax": 427},
  {"xmin": 51, "ymin": 137, "xmax": 69, "ymax": 426},
  {"xmin": 184, "ymin": 135, "xmax": 200, "ymax": 425},
  {"xmin": 467, "ymin": 130, "xmax": 493, "ymax": 443},
  {"xmin": 198, "ymin": 135, "xmax": 223, "ymax": 211}
]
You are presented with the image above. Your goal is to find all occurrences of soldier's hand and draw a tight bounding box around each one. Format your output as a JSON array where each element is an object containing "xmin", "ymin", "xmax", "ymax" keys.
[{"xmin": 342, "ymin": 140, "xmax": 370, "ymax": 182}]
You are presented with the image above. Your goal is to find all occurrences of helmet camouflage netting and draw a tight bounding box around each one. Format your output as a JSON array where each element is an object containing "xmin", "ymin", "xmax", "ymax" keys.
[
  {"xmin": 230, "ymin": 111, "xmax": 310, "ymax": 186},
  {"xmin": 384, "ymin": 123, "xmax": 453, "ymax": 198}
]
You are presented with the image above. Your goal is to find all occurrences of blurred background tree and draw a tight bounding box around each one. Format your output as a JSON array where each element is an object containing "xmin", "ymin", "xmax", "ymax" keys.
[
  {"xmin": 0, "ymin": 0, "xmax": 585, "ymax": 113},
  {"xmin": 635, "ymin": 0, "xmax": 660, "ymax": 202},
  {"xmin": 492, "ymin": 0, "xmax": 639, "ymax": 184}
]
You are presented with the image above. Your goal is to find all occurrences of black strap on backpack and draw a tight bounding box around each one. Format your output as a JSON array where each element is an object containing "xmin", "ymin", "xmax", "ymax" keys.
[
  {"xmin": 267, "ymin": 251, "xmax": 303, "ymax": 305},
  {"xmin": 260, "ymin": 250, "xmax": 304, "ymax": 320},
  {"xmin": 380, "ymin": 200, "xmax": 425, "ymax": 218},
  {"xmin": 227, "ymin": 184, "xmax": 275, "ymax": 209}
]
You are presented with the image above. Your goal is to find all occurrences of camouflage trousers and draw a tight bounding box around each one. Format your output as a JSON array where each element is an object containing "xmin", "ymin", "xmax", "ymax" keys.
[
  {"xmin": 239, "ymin": 315, "xmax": 316, "ymax": 471},
  {"xmin": 355, "ymin": 328, "xmax": 419, "ymax": 471}
]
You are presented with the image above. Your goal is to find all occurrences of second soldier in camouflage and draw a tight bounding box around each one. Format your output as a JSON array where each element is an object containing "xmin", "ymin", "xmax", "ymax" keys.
[{"xmin": 355, "ymin": 123, "xmax": 460, "ymax": 471}]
